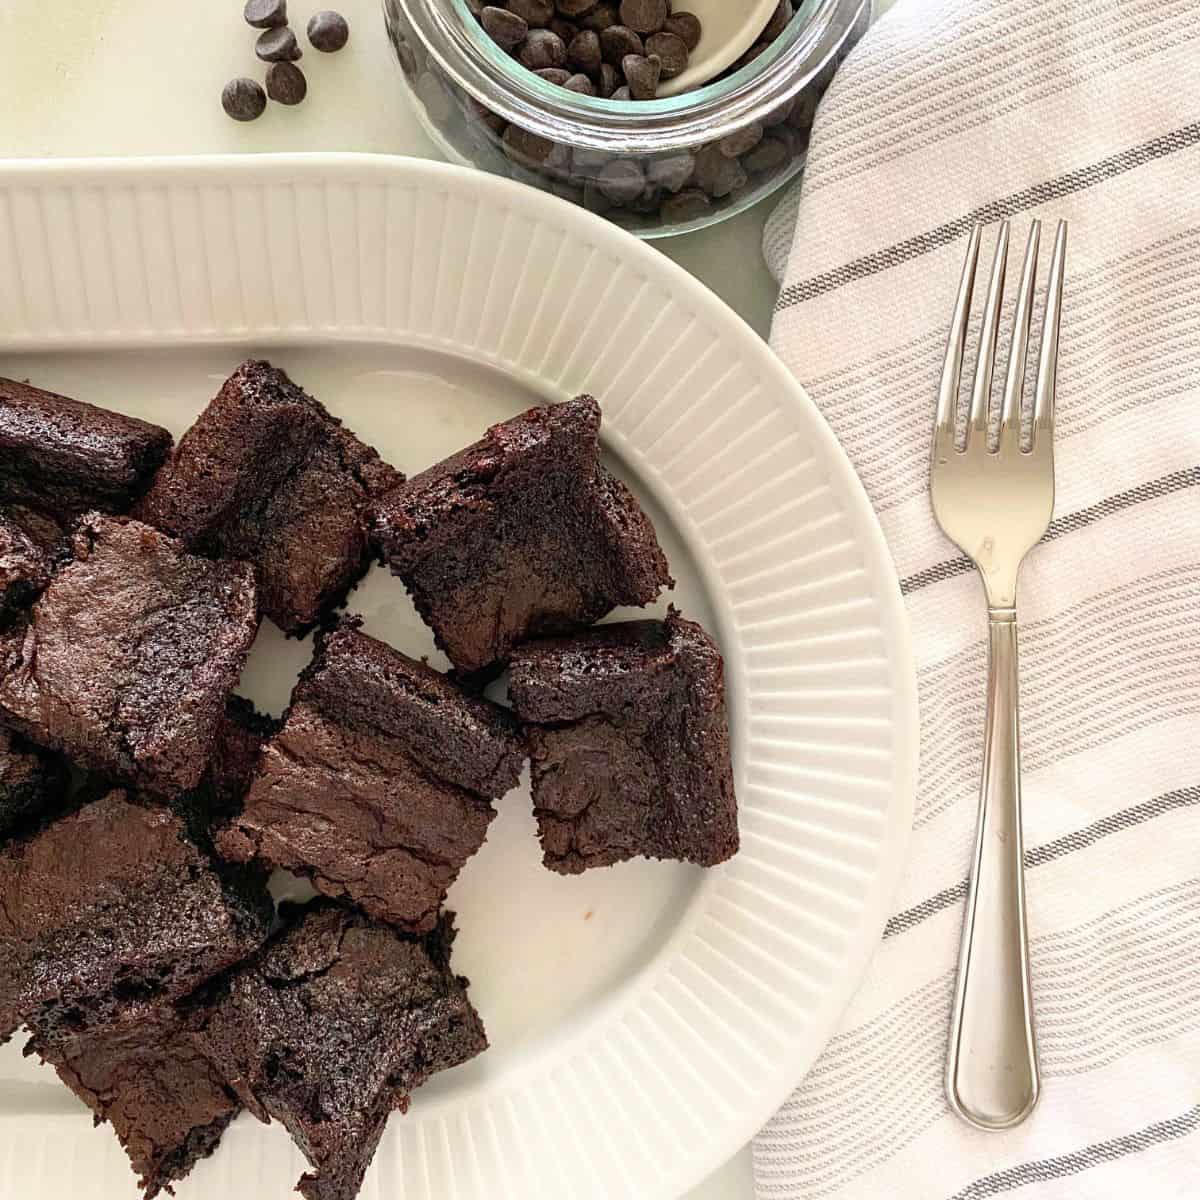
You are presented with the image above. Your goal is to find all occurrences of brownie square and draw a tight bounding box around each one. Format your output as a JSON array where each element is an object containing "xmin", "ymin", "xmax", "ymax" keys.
[
  {"xmin": 0, "ymin": 788, "xmax": 272, "ymax": 1041},
  {"xmin": 196, "ymin": 900, "xmax": 488, "ymax": 1200},
  {"xmin": 0, "ymin": 513, "xmax": 260, "ymax": 796},
  {"xmin": 0, "ymin": 725, "xmax": 69, "ymax": 841},
  {"xmin": 509, "ymin": 610, "xmax": 739, "ymax": 874},
  {"xmin": 28, "ymin": 996, "xmax": 241, "ymax": 1200},
  {"xmin": 218, "ymin": 618, "xmax": 525, "ymax": 932},
  {"xmin": 372, "ymin": 394, "xmax": 672, "ymax": 672},
  {"xmin": 0, "ymin": 376, "xmax": 172, "ymax": 528},
  {"xmin": 0, "ymin": 511, "xmax": 50, "ymax": 625},
  {"xmin": 135, "ymin": 360, "xmax": 403, "ymax": 633}
]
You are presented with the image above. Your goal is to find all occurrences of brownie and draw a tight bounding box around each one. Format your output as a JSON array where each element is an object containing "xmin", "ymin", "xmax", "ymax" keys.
[
  {"xmin": 134, "ymin": 360, "xmax": 403, "ymax": 633},
  {"xmin": 0, "ymin": 788, "xmax": 272, "ymax": 1042},
  {"xmin": 509, "ymin": 610, "xmax": 739, "ymax": 874},
  {"xmin": 0, "ymin": 725, "xmax": 69, "ymax": 841},
  {"xmin": 218, "ymin": 618, "xmax": 525, "ymax": 932},
  {"xmin": 0, "ymin": 376, "xmax": 172, "ymax": 528},
  {"xmin": 372, "ymin": 395, "xmax": 672, "ymax": 672},
  {"xmin": 0, "ymin": 513, "xmax": 260, "ymax": 796},
  {"xmin": 0, "ymin": 511, "xmax": 50, "ymax": 625},
  {"xmin": 27, "ymin": 995, "xmax": 241, "ymax": 1199},
  {"xmin": 195, "ymin": 900, "xmax": 488, "ymax": 1200}
]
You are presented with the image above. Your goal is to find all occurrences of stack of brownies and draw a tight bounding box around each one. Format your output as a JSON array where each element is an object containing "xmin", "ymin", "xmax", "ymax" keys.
[{"xmin": 0, "ymin": 360, "xmax": 737, "ymax": 1200}]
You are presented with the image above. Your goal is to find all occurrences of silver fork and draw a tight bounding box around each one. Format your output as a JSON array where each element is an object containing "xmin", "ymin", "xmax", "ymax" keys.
[{"xmin": 932, "ymin": 218, "xmax": 1067, "ymax": 1131}]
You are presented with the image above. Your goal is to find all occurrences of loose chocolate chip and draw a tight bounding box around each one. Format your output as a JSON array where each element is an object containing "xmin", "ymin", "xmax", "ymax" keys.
[
  {"xmin": 610, "ymin": 84, "xmax": 631, "ymax": 100},
  {"xmin": 599, "ymin": 24, "xmax": 642, "ymax": 65},
  {"xmin": 663, "ymin": 11, "xmax": 702, "ymax": 50},
  {"xmin": 556, "ymin": 0, "xmax": 598, "ymax": 15},
  {"xmin": 644, "ymin": 31, "xmax": 688, "ymax": 78},
  {"xmin": 244, "ymin": 0, "xmax": 287, "ymax": 30},
  {"xmin": 567, "ymin": 29, "xmax": 602, "ymax": 75},
  {"xmin": 572, "ymin": 145, "xmax": 611, "ymax": 174},
  {"xmin": 692, "ymin": 144, "xmax": 748, "ymax": 197},
  {"xmin": 535, "ymin": 67, "xmax": 572, "ymax": 84},
  {"xmin": 595, "ymin": 158, "xmax": 645, "ymax": 204},
  {"xmin": 597, "ymin": 61, "xmax": 620, "ymax": 96},
  {"xmin": 481, "ymin": 5, "xmax": 528, "ymax": 48},
  {"xmin": 622, "ymin": 52, "xmax": 661, "ymax": 99},
  {"xmin": 646, "ymin": 152, "xmax": 694, "ymax": 192},
  {"xmin": 719, "ymin": 121, "xmax": 763, "ymax": 158},
  {"xmin": 742, "ymin": 135, "xmax": 793, "ymax": 174},
  {"xmin": 266, "ymin": 60, "xmax": 307, "ymax": 104},
  {"xmin": 519, "ymin": 28, "xmax": 568, "ymax": 68},
  {"xmin": 660, "ymin": 188, "xmax": 712, "ymax": 223},
  {"xmin": 508, "ymin": 0, "xmax": 554, "ymax": 26},
  {"xmin": 221, "ymin": 77, "xmax": 267, "ymax": 121},
  {"xmin": 548, "ymin": 17, "xmax": 579, "ymax": 42},
  {"xmin": 629, "ymin": 185, "xmax": 665, "ymax": 214},
  {"xmin": 619, "ymin": 0, "xmax": 667, "ymax": 35},
  {"xmin": 564, "ymin": 72, "xmax": 597, "ymax": 94},
  {"xmin": 761, "ymin": 0, "xmax": 793, "ymax": 40},
  {"xmin": 416, "ymin": 71, "xmax": 454, "ymax": 124},
  {"xmin": 581, "ymin": 3, "xmax": 619, "ymax": 32},
  {"xmin": 307, "ymin": 10, "xmax": 350, "ymax": 52},
  {"xmin": 256, "ymin": 26, "xmax": 302, "ymax": 62}
]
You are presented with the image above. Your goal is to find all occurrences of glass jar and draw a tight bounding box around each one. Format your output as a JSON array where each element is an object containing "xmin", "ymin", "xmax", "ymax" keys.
[{"xmin": 383, "ymin": 0, "xmax": 871, "ymax": 238}]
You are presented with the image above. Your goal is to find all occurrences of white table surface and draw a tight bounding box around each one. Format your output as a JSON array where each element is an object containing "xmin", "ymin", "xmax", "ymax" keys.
[{"xmin": 0, "ymin": 2, "xmax": 894, "ymax": 1195}]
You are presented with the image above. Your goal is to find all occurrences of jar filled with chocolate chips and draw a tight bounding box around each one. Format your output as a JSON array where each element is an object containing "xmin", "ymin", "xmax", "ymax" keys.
[{"xmin": 384, "ymin": 0, "xmax": 871, "ymax": 236}]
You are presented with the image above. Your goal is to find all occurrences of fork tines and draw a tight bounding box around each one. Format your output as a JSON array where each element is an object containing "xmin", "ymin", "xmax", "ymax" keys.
[{"xmin": 934, "ymin": 219, "xmax": 1068, "ymax": 458}]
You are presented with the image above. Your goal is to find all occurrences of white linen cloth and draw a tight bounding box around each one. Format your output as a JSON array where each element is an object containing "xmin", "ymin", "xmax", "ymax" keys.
[{"xmin": 754, "ymin": 0, "xmax": 1200, "ymax": 1196}]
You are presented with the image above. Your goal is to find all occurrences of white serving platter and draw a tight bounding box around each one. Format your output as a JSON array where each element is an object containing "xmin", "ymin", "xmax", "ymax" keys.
[{"xmin": 0, "ymin": 153, "xmax": 916, "ymax": 1200}]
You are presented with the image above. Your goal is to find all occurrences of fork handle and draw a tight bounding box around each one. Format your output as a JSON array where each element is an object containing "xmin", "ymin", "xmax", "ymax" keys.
[{"xmin": 946, "ymin": 611, "xmax": 1040, "ymax": 1130}]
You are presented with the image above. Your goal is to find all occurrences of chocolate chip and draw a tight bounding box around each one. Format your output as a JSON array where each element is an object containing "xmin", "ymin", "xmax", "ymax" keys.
[
  {"xmin": 221, "ymin": 77, "xmax": 267, "ymax": 122},
  {"xmin": 597, "ymin": 61, "xmax": 620, "ymax": 96},
  {"xmin": 256, "ymin": 26, "xmax": 302, "ymax": 62},
  {"xmin": 581, "ymin": 3, "xmax": 619, "ymax": 32},
  {"xmin": 663, "ymin": 11, "xmax": 702, "ymax": 50},
  {"xmin": 307, "ymin": 10, "xmax": 350, "ymax": 52},
  {"xmin": 556, "ymin": 0, "xmax": 599, "ymax": 15},
  {"xmin": 564, "ymin": 72, "xmax": 597, "ymax": 94},
  {"xmin": 502, "ymin": 124, "xmax": 559, "ymax": 167},
  {"xmin": 481, "ymin": 6, "xmax": 528, "ymax": 48},
  {"xmin": 567, "ymin": 29, "xmax": 602, "ymax": 75},
  {"xmin": 465, "ymin": 95, "xmax": 507, "ymax": 134},
  {"xmin": 519, "ymin": 28, "xmax": 568, "ymax": 68},
  {"xmin": 416, "ymin": 71, "xmax": 454, "ymax": 124},
  {"xmin": 507, "ymin": 0, "xmax": 554, "ymax": 26},
  {"xmin": 571, "ymin": 146, "xmax": 611, "ymax": 174},
  {"xmin": 549, "ymin": 17, "xmax": 579, "ymax": 43},
  {"xmin": 762, "ymin": 96, "xmax": 795, "ymax": 127},
  {"xmin": 595, "ymin": 159, "xmax": 645, "ymax": 204},
  {"xmin": 266, "ymin": 60, "xmax": 307, "ymax": 104},
  {"xmin": 619, "ymin": 0, "xmax": 667, "ymax": 34},
  {"xmin": 741, "ymin": 135, "xmax": 791, "ymax": 173},
  {"xmin": 719, "ymin": 122, "xmax": 763, "ymax": 158},
  {"xmin": 244, "ymin": 0, "xmax": 287, "ymax": 30},
  {"xmin": 535, "ymin": 67, "xmax": 572, "ymax": 85},
  {"xmin": 646, "ymin": 152, "xmax": 694, "ymax": 192},
  {"xmin": 599, "ymin": 24, "xmax": 642, "ymax": 65},
  {"xmin": 660, "ymin": 188, "xmax": 712, "ymax": 223},
  {"xmin": 582, "ymin": 183, "xmax": 612, "ymax": 213},
  {"xmin": 787, "ymin": 90, "xmax": 819, "ymax": 130},
  {"xmin": 610, "ymin": 84, "xmax": 631, "ymax": 101},
  {"xmin": 622, "ymin": 52, "xmax": 661, "ymax": 99},
  {"xmin": 644, "ymin": 31, "xmax": 688, "ymax": 78},
  {"xmin": 693, "ymin": 144, "xmax": 748, "ymax": 197},
  {"xmin": 761, "ymin": 0, "xmax": 793, "ymax": 40}
]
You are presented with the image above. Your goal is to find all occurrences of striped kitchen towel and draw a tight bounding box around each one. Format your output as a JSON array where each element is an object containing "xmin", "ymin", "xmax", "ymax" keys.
[{"xmin": 754, "ymin": 0, "xmax": 1200, "ymax": 1197}]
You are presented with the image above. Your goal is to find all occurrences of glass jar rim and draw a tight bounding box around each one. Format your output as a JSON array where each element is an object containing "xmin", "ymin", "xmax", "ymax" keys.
[{"xmin": 396, "ymin": 0, "xmax": 869, "ymax": 153}]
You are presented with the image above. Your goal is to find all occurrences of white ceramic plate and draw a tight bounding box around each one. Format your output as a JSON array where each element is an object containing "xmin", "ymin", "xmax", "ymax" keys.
[{"xmin": 0, "ymin": 154, "xmax": 916, "ymax": 1200}]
